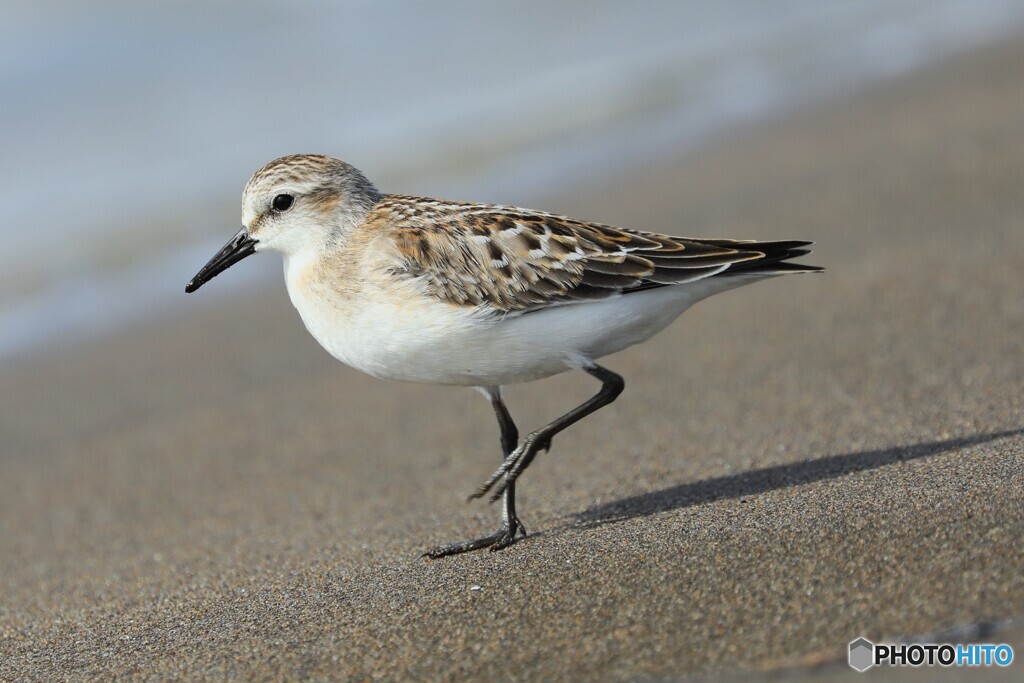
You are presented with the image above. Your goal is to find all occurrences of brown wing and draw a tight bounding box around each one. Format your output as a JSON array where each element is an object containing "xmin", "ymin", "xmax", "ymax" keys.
[{"xmin": 377, "ymin": 195, "xmax": 817, "ymax": 313}]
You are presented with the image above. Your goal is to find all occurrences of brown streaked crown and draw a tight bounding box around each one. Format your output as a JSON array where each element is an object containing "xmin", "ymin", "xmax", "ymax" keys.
[{"xmin": 243, "ymin": 155, "xmax": 381, "ymax": 218}]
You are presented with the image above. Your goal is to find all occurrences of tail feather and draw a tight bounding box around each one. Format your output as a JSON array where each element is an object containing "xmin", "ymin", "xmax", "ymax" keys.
[
  {"xmin": 706, "ymin": 240, "xmax": 823, "ymax": 276},
  {"xmin": 618, "ymin": 238, "xmax": 822, "ymax": 296}
]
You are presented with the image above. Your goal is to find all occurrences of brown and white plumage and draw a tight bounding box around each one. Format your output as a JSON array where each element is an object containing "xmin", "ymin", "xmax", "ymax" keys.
[
  {"xmin": 372, "ymin": 195, "xmax": 819, "ymax": 315},
  {"xmin": 186, "ymin": 154, "xmax": 822, "ymax": 556}
]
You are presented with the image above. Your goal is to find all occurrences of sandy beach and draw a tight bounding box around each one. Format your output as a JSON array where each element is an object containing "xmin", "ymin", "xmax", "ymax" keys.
[{"xmin": 2, "ymin": 37, "xmax": 1023, "ymax": 680}]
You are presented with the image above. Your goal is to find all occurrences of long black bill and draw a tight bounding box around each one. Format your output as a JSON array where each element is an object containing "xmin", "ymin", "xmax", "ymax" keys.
[{"xmin": 185, "ymin": 228, "xmax": 258, "ymax": 293}]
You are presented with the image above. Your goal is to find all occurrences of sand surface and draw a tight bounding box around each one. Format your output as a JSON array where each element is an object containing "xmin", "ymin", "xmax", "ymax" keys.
[{"xmin": 2, "ymin": 39, "xmax": 1023, "ymax": 681}]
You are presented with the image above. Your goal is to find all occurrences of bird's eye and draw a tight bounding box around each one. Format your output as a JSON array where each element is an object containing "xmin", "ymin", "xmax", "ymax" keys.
[{"xmin": 272, "ymin": 194, "xmax": 294, "ymax": 212}]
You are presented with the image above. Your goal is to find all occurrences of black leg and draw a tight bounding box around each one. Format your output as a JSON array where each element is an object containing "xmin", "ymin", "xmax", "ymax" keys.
[
  {"xmin": 472, "ymin": 364, "xmax": 624, "ymax": 502},
  {"xmin": 490, "ymin": 390, "xmax": 529, "ymax": 541},
  {"xmin": 423, "ymin": 387, "xmax": 528, "ymax": 558}
]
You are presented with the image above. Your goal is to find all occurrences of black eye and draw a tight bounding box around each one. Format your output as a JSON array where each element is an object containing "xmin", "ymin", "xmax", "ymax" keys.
[{"xmin": 272, "ymin": 194, "xmax": 294, "ymax": 212}]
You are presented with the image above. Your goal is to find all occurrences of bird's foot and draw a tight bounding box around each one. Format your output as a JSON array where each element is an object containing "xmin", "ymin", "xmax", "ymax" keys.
[{"xmin": 422, "ymin": 515, "xmax": 528, "ymax": 558}]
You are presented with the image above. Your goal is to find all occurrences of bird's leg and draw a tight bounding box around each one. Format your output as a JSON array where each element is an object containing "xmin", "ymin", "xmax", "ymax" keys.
[
  {"xmin": 472, "ymin": 364, "xmax": 624, "ymax": 502},
  {"xmin": 491, "ymin": 389, "xmax": 529, "ymax": 540},
  {"xmin": 423, "ymin": 387, "xmax": 527, "ymax": 558}
]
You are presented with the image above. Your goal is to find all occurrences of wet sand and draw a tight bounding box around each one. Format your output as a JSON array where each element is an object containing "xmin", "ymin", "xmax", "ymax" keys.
[{"xmin": 2, "ymin": 38, "xmax": 1023, "ymax": 680}]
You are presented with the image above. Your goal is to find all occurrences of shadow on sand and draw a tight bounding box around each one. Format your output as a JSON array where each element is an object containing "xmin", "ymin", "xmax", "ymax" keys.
[{"xmin": 571, "ymin": 428, "xmax": 1023, "ymax": 529}]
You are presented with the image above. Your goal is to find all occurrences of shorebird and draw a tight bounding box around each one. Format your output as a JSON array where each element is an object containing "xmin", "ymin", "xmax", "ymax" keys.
[{"xmin": 186, "ymin": 154, "xmax": 821, "ymax": 557}]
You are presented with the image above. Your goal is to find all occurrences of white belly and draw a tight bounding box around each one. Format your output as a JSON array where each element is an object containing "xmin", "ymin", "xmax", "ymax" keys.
[{"xmin": 287, "ymin": 268, "xmax": 753, "ymax": 386}]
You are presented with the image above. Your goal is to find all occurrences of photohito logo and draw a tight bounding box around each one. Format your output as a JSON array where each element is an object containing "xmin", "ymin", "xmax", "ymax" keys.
[{"xmin": 848, "ymin": 636, "xmax": 1014, "ymax": 672}]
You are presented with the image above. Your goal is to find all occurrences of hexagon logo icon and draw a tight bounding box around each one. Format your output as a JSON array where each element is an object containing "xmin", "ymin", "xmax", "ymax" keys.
[{"xmin": 849, "ymin": 637, "xmax": 875, "ymax": 672}]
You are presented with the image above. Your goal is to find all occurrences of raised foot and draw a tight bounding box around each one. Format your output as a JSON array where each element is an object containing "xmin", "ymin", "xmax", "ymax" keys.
[
  {"xmin": 470, "ymin": 436, "xmax": 553, "ymax": 503},
  {"xmin": 422, "ymin": 517, "xmax": 528, "ymax": 559}
]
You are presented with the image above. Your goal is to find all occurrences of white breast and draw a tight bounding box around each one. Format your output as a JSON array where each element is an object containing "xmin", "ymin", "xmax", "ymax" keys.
[{"xmin": 286, "ymin": 254, "xmax": 757, "ymax": 386}]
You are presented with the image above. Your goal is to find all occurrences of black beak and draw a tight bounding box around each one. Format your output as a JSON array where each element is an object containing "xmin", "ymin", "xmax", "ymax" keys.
[{"xmin": 185, "ymin": 228, "xmax": 258, "ymax": 293}]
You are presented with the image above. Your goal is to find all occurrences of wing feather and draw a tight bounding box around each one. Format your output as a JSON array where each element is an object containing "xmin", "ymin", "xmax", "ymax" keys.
[{"xmin": 375, "ymin": 195, "xmax": 817, "ymax": 314}]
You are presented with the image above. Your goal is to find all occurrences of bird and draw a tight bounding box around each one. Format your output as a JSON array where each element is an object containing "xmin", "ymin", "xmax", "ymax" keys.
[{"xmin": 185, "ymin": 154, "xmax": 822, "ymax": 558}]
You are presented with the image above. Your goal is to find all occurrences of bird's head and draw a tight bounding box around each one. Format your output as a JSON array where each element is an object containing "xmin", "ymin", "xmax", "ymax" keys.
[{"xmin": 185, "ymin": 154, "xmax": 380, "ymax": 293}]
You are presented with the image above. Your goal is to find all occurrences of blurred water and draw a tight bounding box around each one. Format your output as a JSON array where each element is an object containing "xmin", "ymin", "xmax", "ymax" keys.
[{"xmin": 1, "ymin": 0, "xmax": 1022, "ymax": 359}]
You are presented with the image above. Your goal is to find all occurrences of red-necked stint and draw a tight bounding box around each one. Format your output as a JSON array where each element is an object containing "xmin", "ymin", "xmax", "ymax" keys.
[{"xmin": 186, "ymin": 154, "xmax": 822, "ymax": 557}]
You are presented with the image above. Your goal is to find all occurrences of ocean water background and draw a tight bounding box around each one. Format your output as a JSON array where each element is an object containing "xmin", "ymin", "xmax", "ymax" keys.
[{"xmin": 2, "ymin": 0, "xmax": 1023, "ymax": 360}]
